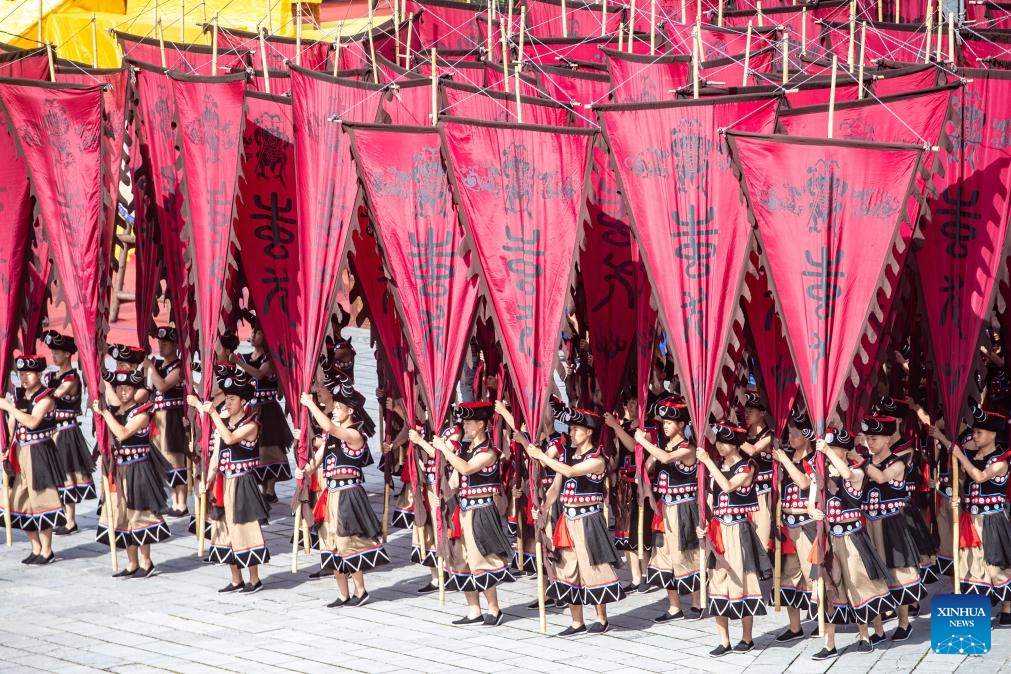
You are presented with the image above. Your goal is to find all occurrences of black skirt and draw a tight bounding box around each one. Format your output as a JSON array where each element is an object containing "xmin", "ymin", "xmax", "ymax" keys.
[
  {"xmin": 257, "ymin": 400, "xmax": 294, "ymax": 449},
  {"xmin": 159, "ymin": 408, "xmax": 189, "ymax": 455},
  {"xmin": 55, "ymin": 426, "xmax": 94, "ymax": 475},
  {"xmin": 879, "ymin": 514, "xmax": 922, "ymax": 569},
  {"xmin": 231, "ymin": 472, "xmax": 271, "ymax": 524},
  {"xmin": 617, "ymin": 492, "xmax": 655, "ymax": 552},
  {"xmin": 902, "ymin": 502, "xmax": 937, "ymax": 556},
  {"xmin": 850, "ymin": 526, "xmax": 891, "ymax": 582},
  {"xmin": 29, "ymin": 440, "xmax": 64, "ymax": 492},
  {"xmin": 336, "ymin": 484, "xmax": 382, "ymax": 539},
  {"xmin": 125, "ymin": 457, "xmax": 169, "ymax": 514},
  {"xmin": 982, "ymin": 512, "xmax": 1011, "ymax": 568},
  {"xmin": 583, "ymin": 510, "xmax": 624, "ymax": 567},
  {"xmin": 470, "ymin": 503, "xmax": 513, "ymax": 559}
]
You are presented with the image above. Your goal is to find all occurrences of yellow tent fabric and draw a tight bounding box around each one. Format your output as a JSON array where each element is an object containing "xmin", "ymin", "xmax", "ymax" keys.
[{"xmin": 5, "ymin": 0, "xmax": 388, "ymax": 68}]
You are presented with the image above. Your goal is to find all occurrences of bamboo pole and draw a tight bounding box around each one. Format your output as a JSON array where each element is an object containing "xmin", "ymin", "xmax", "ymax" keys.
[
  {"xmin": 742, "ymin": 22, "xmax": 753, "ymax": 86},
  {"xmin": 260, "ymin": 30, "xmax": 271, "ymax": 93},
  {"xmin": 515, "ymin": 68, "xmax": 522, "ymax": 120},
  {"xmin": 500, "ymin": 18, "xmax": 510, "ymax": 93},
  {"xmin": 877, "ymin": 0, "xmax": 882, "ymax": 22},
  {"xmin": 948, "ymin": 12, "xmax": 955, "ymax": 64},
  {"xmin": 196, "ymin": 491, "xmax": 207, "ymax": 555},
  {"xmin": 925, "ymin": 0, "xmax": 933, "ymax": 64},
  {"xmin": 562, "ymin": 0, "xmax": 568, "ymax": 38},
  {"xmin": 211, "ymin": 13, "xmax": 219, "ymax": 73},
  {"xmin": 847, "ymin": 1, "xmax": 855, "ymax": 73},
  {"xmin": 91, "ymin": 13, "xmax": 99, "ymax": 68},
  {"xmin": 801, "ymin": 7, "xmax": 807, "ymax": 55},
  {"xmin": 296, "ymin": 2, "xmax": 303, "ymax": 66},
  {"xmin": 650, "ymin": 0, "xmax": 657, "ymax": 55},
  {"xmin": 757, "ymin": 0, "xmax": 764, "ymax": 27},
  {"xmin": 46, "ymin": 43, "xmax": 55, "ymax": 81},
  {"xmin": 618, "ymin": 21, "xmax": 625, "ymax": 51},
  {"xmin": 627, "ymin": 0, "xmax": 636, "ymax": 53},
  {"xmin": 3, "ymin": 459, "xmax": 12, "ymax": 546},
  {"xmin": 894, "ymin": 0, "xmax": 899, "ymax": 23},
  {"xmin": 681, "ymin": 0, "xmax": 687, "ymax": 23},
  {"xmin": 368, "ymin": 24, "xmax": 379, "ymax": 83},
  {"xmin": 517, "ymin": 7, "xmax": 525, "ymax": 65},
  {"xmin": 718, "ymin": 0, "xmax": 724, "ymax": 27},
  {"xmin": 381, "ymin": 413, "xmax": 389, "ymax": 544},
  {"xmin": 291, "ymin": 499, "xmax": 303, "ymax": 573},
  {"xmin": 431, "ymin": 48, "xmax": 438, "ymax": 125},
  {"xmin": 486, "ymin": 0, "xmax": 494, "ymax": 57},
  {"xmin": 266, "ymin": 0, "xmax": 272, "ymax": 35},
  {"xmin": 154, "ymin": 0, "xmax": 160, "ymax": 30},
  {"xmin": 828, "ymin": 55, "xmax": 838, "ymax": 138},
  {"xmin": 952, "ymin": 451, "xmax": 961, "ymax": 593},
  {"xmin": 158, "ymin": 19, "xmax": 167, "ymax": 69},
  {"xmin": 334, "ymin": 34, "xmax": 343, "ymax": 75},
  {"xmin": 103, "ymin": 474, "xmax": 119, "ymax": 571},
  {"xmin": 536, "ymin": 541, "xmax": 547, "ymax": 633},
  {"xmin": 394, "ymin": 0, "xmax": 401, "ymax": 66},
  {"xmin": 692, "ymin": 24, "xmax": 700, "ymax": 98},
  {"xmin": 601, "ymin": 0, "xmax": 608, "ymax": 37},
  {"xmin": 507, "ymin": 0, "xmax": 514, "ymax": 37},
  {"xmin": 773, "ymin": 488, "xmax": 783, "ymax": 610},
  {"xmin": 782, "ymin": 35, "xmax": 789, "ymax": 84},
  {"xmin": 858, "ymin": 22, "xmax": 867, "ymax": 98},
  {"xmin": 38, "ymin": 0, "xmax": 43, "ymax": 46},
  {"xmin": 404, "ymin": 17, "xmax": 413, "ymax": 68}
]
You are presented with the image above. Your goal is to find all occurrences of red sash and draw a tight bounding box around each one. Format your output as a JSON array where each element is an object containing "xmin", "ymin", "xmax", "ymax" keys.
[
  {"xmin": 651, "ymin": 507, "xmax": 665, "ymax": 533},
  {"xmin": 959, "ymin": 511, "xmax": 983, "ymax": 548},
  {"xmin": 707, "ymin": 517, "xmax": 725, "ymax": 555},
  {"xmin": 312, "ymin": 488, "xmax": 329, "ymax": 524},
  {"xmin": 552, "ymin": 515, "xmax": 574, "ymax": 549},
  {"xmin": 450, "ymin": 505, "xmax": 463, "ymax": 540}
]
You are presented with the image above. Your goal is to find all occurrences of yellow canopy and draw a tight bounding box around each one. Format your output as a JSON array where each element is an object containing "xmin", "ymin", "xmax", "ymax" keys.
[{"xmin": 5, "ymin": 0, "xmax": 388, "ymax": 68}]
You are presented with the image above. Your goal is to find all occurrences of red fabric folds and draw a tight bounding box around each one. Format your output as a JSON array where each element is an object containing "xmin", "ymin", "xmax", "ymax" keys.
[
  {"xmin": 442, "ymin": 82, "xmax": 570, "ymax": 126},
  {"xmin": 0, "ymin": 81, "xmax": 109, "ymax": 458},
  {"xmin": 525, "ymin": 0, "xmax": 622, "ymax": 38},
  {"xmin": 552, "ymin": 514, "xmax": 574, "ymax": 549},
  {"xmin": 919, "ymin": 71, "xmax": 1011, "ymax": 431},
  {"xmin": 443, "ymin": 119, "xmax": 593, "ymax": 433},
  {"xmin": 234, "ymin": 92, "xmax": 302, "ymax": 410},
  {"xmin": 291, "ymin": 66, "xmax": 384, "ymax": 463},
  {"xmin": 603, "ymin": 48, "xmax": 692, "ymax": 104},
  {"xmin": 728, "ymin": 133, "xmax": 923, "ymax": 429},
  {"xmin": 351, "ymin": 125, "xmax": 480, "ymax": 429},
  {"xmin": 116, "ymin": 30, "xmax": 250, "ymax": 74}
]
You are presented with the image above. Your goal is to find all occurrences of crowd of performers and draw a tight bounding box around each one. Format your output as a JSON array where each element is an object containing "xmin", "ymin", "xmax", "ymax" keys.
[{"xmin": 4, "ymin": 317, "xmax": 1011, "ymax": 660}]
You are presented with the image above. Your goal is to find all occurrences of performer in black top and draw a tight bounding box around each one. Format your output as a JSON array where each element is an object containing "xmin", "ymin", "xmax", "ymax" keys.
[{"xmin": 144, "ymin": 326, "xmax": 190, "ymax": 516}]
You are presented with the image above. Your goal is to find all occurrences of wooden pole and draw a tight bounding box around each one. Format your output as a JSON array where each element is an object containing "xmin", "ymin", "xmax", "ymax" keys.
[
  {"xmin": 260, "ymin": 30, "xmax": 271, "ymax": 93},
  {"xmin": 536, "ymin": 541, "xmax": 547, "ymax": 634},
  {"xmin": 103, "ymin": 474, "xmax": 119, "ymax": 571},
  {"xmin": 2, "ymin": 459, "xmax": 12, "ymax": 546},
  {"xmin": 935, "ymin": 12, "xmax": 943, "ymax": 62},
  {"xmin": 381, "ymin": 414, "xmax": 389, "ymax": 544},
  {"xmin": 858, "ymin": 22, "xmax": 866, "ymax": 98},
  {"xmin": 742, "ymin": 22, "xmax": 753, "ymax": 87},
  {"xmin": 517, "ymin": 7, "xmax": 525, "ymax": 65},
  {"xmin": 158, "ymin": 19, "xmax": 167, "ymax": 69},
  {"xmin": 773, "ymin": 487, "xmax": 782, "ymax": 610},
  {"xmin": 847, "ymin": 1, "xmax": 855, "ymax": 73},
  {"xmin": 334, "ymin": 23, "xmax": 345, "ymax": 74},
  {"xmin": 91, "ymin": 13, "xmax": 98, "ymax": 68},
  {"xmin": 757, "ymin": 0, "xmax": 764, "ymax": 27},
  {"xmin": 211, "ymin": 13, "xmax": 219, "ymax": 73},
  {"xmin": 681, "ymin": 0, "xmax": 687, "ymax": 23},
  {"xmin": 650, "ymin": 0, "xmax": 657, "ymax": 55},
  {"xmin": 291, "ymin": 499, "xmax": 303, "ymax": 573},
  {"xmin": 196, "ymin": 492, "xmax": 207, "ymax": 555},
  {"xmin": 627, "ymin": 0, "xmax": 636, "ymax": 53},
  {"xmin": 562, "ymin": 0, "xmax": 568, "ymax": 38},
  {"xmin": 801, "ymin": 7, "xmax": 807, "ymax": 55},
  {"xmin": 601, "ymin": 0, "xmax": 608, "ymax": 38},
  {"xmin": 924, "ymin": 0, "xmax": 933, "ymax": 64},
  {"xmin": 46, "ymin": 43, "xmax": 54, "ymax": 81},
  {"xmin": 618, "ymin": 21, "xmax": 624, "ymax": 52},
  {"xmin": 486, "ymin": 0, "xmax": 494, "ymax": 57},
  {"xmin": 430, "ymin": 48, "xmax": 438, "ymax": 125},
  {"xmin": 404, "ymin": 16, "xmax": 413, "ymax": 68},
  {"xmin": 514, "ymin": 68, "xmax": 522, "ymax": 120},
  {"xmin": 877, "ymin": 0, "xmax": 882, "ymax": 22},
  {"xmin": 948, "ymin": 12, "xmax": 955, "ymax": 64},
  {"xmin": 718, "ymin": 0, "xmax": 724, "ymax": 27},
  {"xmin": 894, "ymin": 0, "xmax": 900, "ymax": 23},
  {"xmin": 782, "ymin": 35, "xmax": 789, "ymax": 85},
  {"xmin": 296, "ymin": 2, "xmax": 303, "ymax": 66},
  {"xmin": 828, "ymin": 55, "xmax": 838, "ymax": 139},
  {"xmin": 952, "ymin": 450, "xmax": 961, "ymax": 593},
  {"xmin": 507, "ymin": 0, "xmax": 514, "ymax": 37},
  {"xmin": 368, "ymin": 24, "xmax": 379, "ymax": 83},
  {"xmin": 500, "ymin": 18, "xmax": 509, "ymax": 93},
  {"xmin": 692, "ymin": 25, "xmax": 700, "ymax": 98}
]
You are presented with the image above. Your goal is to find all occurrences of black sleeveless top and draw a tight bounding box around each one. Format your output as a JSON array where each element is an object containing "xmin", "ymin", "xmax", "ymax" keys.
[
  {"xmin": 825, "ymin": 467, "xmax": 866, "ymax": 531},
  {"xmin": 219, "ymin": 413, "xmax": 260, "ymax": 474},
  {"xmin": 321, "ymin": 431, "xmax": 372, "ymax": 482},
  {"xmin": 711, "ymin": 456, "xmax": 759, "ymax": 522},
  {"xmin": 541, "ymin": 432, "xmax": 569, "ymax": 486},
  {"xmin": 963, "ymin": 449, "xmax": 1010, "ymax": 514},
  {"xmin": 862, "ymin": 453, "xmax": 907, "ymax": 520},
  {"xmin": 112, "ymin": 402, "xmax": 154, "ymax": 463},
  {"xmin": 152, "ymin": 358, "xmax": 185, "ymax": 410},
  {"xmin": 14, "ymin": 386, "xmax": 57, "ymax": 444},
  {"xmin": 457, "ymin": 438, "xmax": 501, "ymax": 498},
  {"xmin": 748, "ymin": 427, "xmax": 774, "ymax": 492},
  {"xmin": 559, "ymin": 446, "xmax": 606, "ymax": 506},
  {"xmin": 653, "ymin": 438, "xmax": 697, "ymax": 503},
  {"xmin": 241, "ymin": 352, "xmax": 279, "ymax": 401},
  {"xmin": 44, "ymin": 369, "xmax": 82, "ymax": 427},
  {"xmin": 780, "ymin": 453, "xmax": 816, "ymax": 510}
]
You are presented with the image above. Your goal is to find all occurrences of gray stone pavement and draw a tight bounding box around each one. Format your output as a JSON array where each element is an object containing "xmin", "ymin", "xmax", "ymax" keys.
[{"xmin": 2, "ymin": 329, "xmax": 1010, "ymax": 673}]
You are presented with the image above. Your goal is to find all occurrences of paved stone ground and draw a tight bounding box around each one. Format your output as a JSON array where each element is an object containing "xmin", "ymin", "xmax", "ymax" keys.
[{"xmin": 2, "ymin": 328, "xmax": 1010, "ymax": 673}]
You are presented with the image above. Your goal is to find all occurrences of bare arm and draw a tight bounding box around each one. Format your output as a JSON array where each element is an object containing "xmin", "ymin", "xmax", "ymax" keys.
[
  {"xmin": 0, "ymin": 396, "xmax": 54, "ymax": 429},
  {"xmin": 526, "ymin": 445, "xmax": 604, "ymax": 478},
  {"xmin": 438, "ymin": 442, "xmax": 496, "ymax": 476},
  {"xmin": 145, "ymin": 360, "xmax": 182, "ymax": 393},
  {"xmin": 95, "ymin": 405, "xmax": 149, "ymax": 442},
  {"xmin": 865, "ymin": 458, "xmax": 904, "ymax": 485}
]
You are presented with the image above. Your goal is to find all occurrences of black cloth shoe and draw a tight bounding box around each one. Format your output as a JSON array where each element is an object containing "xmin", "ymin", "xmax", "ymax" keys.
[
  {"xmin": 587, "ymin": 622, "xmax": 610, "ymax": 634},
  {"xmin": 416, "ymin": 582, "xmax": 438, "ymax": 594},
  {"xmin": 113, "ymin": 567, "xmax": 138, "ymax": 578},
  {"xmin": 347, "ymin": 592, "xmax": 370, "ymax": 607},
  {"xmin": 308, "ymin": 568, "xmax": 332, "ymax": 580},
  {"xmin": 999, "ymin": 612, "xmax": 1011, "ymax": 627},
  {"xmin": 812, "ymin": 647, "xmax": 838, "ymax": 661},
  {"xmin": 870, "ymin": 632, "xmax": 887, "ymax": 645},
  {"xmin": 218, "ymin": 583, "xmax": 243, "ymax": 593},
  {"xmin": 135, "ymin": 565, "xmax": 156, "ymax": 578},
  {"xmin": 709, "ymin": 644, "xmax": 733, "ymax": 657},
  {"xmin": 856, "ymin": 639, "xmax": 874, "ymax": 653},
  {"xmin": 483, "ymin": 611, "xmax": 503, "ymax": 626},
  {"xmin": 733, "ymin": 640, "xmax": 754, "ymax": 653},
  {"xmin": 685, "ymin": 606, "xmax": 704, "ymax": 621},
  {"xmin": 776, "ymin": 628, "xmax": 804, "ymax": 643},
  {"xmin": 654, "ymin": 610, "xmax": 684, "ymax": 623},
  {"xmin": 908, "ymin": 602, "xmax": 920, "ymax": 617},
  {"xmin": 451, "ymin": 615, "xmax": 484, "ymax": 625},
  {"xmin": 638, "ymin": 579, "xmax": 654, "ymax": 593},
  {"xmin": 31, "ymin": 553, "xmax": 55, "ymax": 565},
  {"xmin": 558, "ymin": 624, "xmax": 587, "ymax": 636},
  {"xmin": 239, "ymin": 581, "xmax": 263, "ymax": 594},
  {"xmin": 53, "ymin": 525, "xmax": 70, "ymax": 535},
  {"xmin": 21, "ymin": 553, "xmax": 39, "ymax": 565},
  {"xmin": 326, "ymin": 597, "xmax": 349, "ymax": 608},
  {"xmin": 620, "ymin": 582, "xmax": 639, "ymax": 595},
  {"xmin": 891, "ymin": 625, "xmax": 913, "ymax": 642}
]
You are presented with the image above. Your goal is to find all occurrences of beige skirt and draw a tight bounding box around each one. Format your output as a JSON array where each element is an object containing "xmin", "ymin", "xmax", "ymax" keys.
[
  {"xmin": 646, "ymin": 499, "xmax": 700, "ymax": 594},
  {"xmin": 153, "ymin": 411, "xmax": 189, "ymax": 487},
  {"xmin": 444, "ymin": 505, "xmax": 513, "ymax": 592},
  {"xmin": 935, "ymin": 492, "xmax": 953, "ymax": 575},
  {"xmin": 549, "ymin": 512, "xmax": 624, "ymax": 605},
  {"xmin": 866, "ymin": 516, "xmax": 926, "ymax": 605},
  {"xmin": 3, "ymin": 442, "xmax": 66, "ymax": 531},
  {"xmin": 707, "ymin": 519, "xmax": 768, "ymax": 619},
  {"xmin": 208, "ymin": 476, "xmax": 270, "ymax": 568},
  {"xmin": 824, "ymin": 525, "xmax": 895, "ymax": 624},
  {"xmin": 391, "ymin": 482, "xmax": 415, "ymax": 529},
  {"xmin": 411, "ymin": 483, "xmax": 438, "ymax": 567},
  {"xmin": 317, "ymin": 485, "xmax": 389, "ymax": 574},
  {"xmin": 753, "ymin": 489, "xmax": 772, "ymax": 552},
  {"xmin": 778, "ymin": 519, "xmax": 816, "ymax": 611},
  {"xmin": 958, "ymin": 511, "xmax": 1011, "ymax": 601}
]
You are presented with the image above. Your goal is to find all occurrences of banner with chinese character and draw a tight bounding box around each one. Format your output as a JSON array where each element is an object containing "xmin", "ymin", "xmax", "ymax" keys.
[
  {"xmin": 741, "ymin": 252, "xmax": 799, "ymax": 433},
  {"xmin": 0, "ymin": 81, "xmax": 110, "ymax": 456},
  {"xmin": 234, "ymin": 91, "xmax": 301, "ymax": 409},
  {"xmin": 443, "ymin": 119, "xmax": 593, "ymax": 432},
  {"xmin": 350, "ymin": 125, "xmax": 480, "ymax": 428},
  {"xmin": 133, "ymin": 62, "xmax": 193, "ymax": 360},
  {"xmin": 580, "ymin": 141, "xmax": 638, "ymax": 412},
  {"xmin": 0, "ymin": 111, "xmax": 34, "ymax": 446},
  {"xmin": 919, "ymin": 70, "xmax": 1011, "ymax": 431},
  {"xmin": 600, "ymin": 95, "xmax": 778, "ymax": 435},
  {"xmin": 728, "ymin": 132, "xmax": 923, "ymax": 429},
  {"xmin": 291, "ymin": 66, "xmax": 384, "ymax": 463},
  {"xmin": 171, "ymin": 72, "xmax": 246, "ymax": 416}
]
